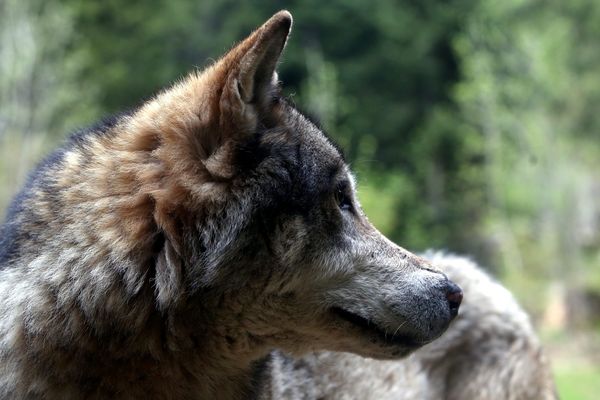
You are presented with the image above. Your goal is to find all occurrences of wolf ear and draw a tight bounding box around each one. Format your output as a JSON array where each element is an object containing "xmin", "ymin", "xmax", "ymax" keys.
[
  {"xmin": 220, "ymin": 11, "xmax": 292, "ymax": 129},
  {"xmin": 236, "ymin": 11, "xmax": 292, "ymax": 104}
]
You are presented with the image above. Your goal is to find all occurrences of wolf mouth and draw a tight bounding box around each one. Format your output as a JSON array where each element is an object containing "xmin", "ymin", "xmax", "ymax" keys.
[{"xmin": 330, "ymin": 307, "xmax": 422, "ymax": 348}]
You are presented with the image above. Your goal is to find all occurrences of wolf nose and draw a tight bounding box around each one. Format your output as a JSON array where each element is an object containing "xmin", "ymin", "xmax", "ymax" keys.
[{"xmin": 445, "ymin": 281, "xmax": 463, "ymax": 318}]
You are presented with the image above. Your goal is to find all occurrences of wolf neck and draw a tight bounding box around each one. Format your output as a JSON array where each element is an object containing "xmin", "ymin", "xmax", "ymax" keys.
[{"xmin": 0, "ymin": 73, "xmax": 277, "ymax": 397}]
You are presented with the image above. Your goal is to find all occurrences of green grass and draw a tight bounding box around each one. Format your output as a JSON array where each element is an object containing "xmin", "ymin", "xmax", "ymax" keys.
[{"xmin": 554, "ymin": 362, "xmax": 600, "ymax": 400}]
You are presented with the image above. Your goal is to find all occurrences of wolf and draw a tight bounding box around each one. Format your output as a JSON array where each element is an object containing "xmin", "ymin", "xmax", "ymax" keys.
[{"xmin": 0, "ymin": 10, "xmax": 554, "ymax": 400}]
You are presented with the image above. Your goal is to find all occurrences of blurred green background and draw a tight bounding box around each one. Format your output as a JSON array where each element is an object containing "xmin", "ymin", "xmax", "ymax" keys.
[{"xmin": 1, "ymin": 0, "xmax": 599, "ymax": 397}]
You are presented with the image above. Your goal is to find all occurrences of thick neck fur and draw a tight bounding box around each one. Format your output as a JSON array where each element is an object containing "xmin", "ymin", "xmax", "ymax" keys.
[
  {"xmin": 0, "ymin": 264, "xmax": 272, "ymax": 398},
  {"xmin": 0, "ymin": 69, "xmax": 274, "ymax": 398}
]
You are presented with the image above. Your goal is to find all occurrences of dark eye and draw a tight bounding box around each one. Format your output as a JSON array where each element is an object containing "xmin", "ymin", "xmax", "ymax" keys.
[{"xmin": 335, "ymin": 187, "xmax": 353, "ymax": 212}]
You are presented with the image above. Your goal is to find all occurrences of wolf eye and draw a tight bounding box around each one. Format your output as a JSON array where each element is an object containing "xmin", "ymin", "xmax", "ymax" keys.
[{"xmin": 335, "ymin": 188, "xmax": 353, "ymax": 212}]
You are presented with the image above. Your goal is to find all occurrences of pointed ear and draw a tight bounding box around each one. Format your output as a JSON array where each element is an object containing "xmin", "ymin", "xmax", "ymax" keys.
[
  {"xmin": 159, "ymin": 12, "xmax": 292, "ymax": 180},
  {"xmin": 236, "ymin": 11, "xmax": 292, "ymax": 104},
  {"xmin": 219, "ymin": 11, "xmax": 292, "ymax": 130}
]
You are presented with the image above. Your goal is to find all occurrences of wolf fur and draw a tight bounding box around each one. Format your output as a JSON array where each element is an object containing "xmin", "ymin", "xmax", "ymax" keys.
[{"xmin": 0, "ymin": 10, "xmax": 554, "ymax": 400}]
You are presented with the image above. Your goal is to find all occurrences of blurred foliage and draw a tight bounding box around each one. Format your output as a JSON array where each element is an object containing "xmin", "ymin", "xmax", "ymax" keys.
[{"xmin": 454, "ymin": 0, "xmax": 600, "ymax": 316}]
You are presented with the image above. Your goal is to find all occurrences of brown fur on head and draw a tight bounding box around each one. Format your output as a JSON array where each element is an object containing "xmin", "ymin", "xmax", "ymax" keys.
[
  {"xmin": 72, "ymin": 11, "xmax": 297, "ymax": 310},
  {"xmin": 122, "ymin": 12, "xmax": 292, "ymax": 242},
  {"xmin": 144, "ymin": 11, "xmax": 297, "ymax": 304}
]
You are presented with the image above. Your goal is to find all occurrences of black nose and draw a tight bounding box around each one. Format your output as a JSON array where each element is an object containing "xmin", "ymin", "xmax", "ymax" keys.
[{"xmin": 445, "ymin": 281, "xmax": 463, "ymax": 318}]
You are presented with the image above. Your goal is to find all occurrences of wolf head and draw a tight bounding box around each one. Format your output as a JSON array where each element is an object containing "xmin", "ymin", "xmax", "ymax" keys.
[{"xmin": 96, "ymin": 11, "xmax": 462, "ymax": 360}]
